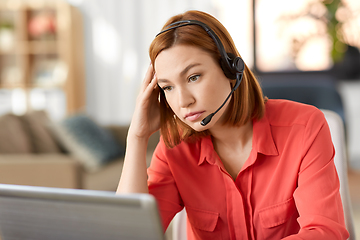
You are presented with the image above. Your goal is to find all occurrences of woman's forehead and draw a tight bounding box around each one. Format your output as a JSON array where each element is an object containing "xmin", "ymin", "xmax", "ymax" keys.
[{"xmin": 154, "ymin": 45, "xmax": 214, "ymax": 74}]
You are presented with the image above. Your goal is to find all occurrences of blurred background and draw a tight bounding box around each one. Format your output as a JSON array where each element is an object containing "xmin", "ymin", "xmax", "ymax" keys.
[
  {"xmin": 2, "ymin": 0, "xmax": 359, "ymax": 165},
  {"xmin": 0, "ymin": 0, "xmax": 359, "ymax": 237}
]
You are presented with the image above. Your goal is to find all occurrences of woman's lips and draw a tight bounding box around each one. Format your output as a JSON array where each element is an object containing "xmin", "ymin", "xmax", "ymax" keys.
[{"xmin": 185, "ymin": 111, "xmax": 205, "ymax": 121}]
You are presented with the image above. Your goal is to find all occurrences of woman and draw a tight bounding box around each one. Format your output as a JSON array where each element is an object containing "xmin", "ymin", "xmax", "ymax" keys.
[{"xmin": 117, "ymin": 10, "xmax": 349, "ymax": 240}]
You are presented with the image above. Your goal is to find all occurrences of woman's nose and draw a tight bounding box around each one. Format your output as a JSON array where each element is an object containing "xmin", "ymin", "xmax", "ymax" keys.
[{"xmin": 178, "ymin": 88, "xmax": 195, "ymax": 108}]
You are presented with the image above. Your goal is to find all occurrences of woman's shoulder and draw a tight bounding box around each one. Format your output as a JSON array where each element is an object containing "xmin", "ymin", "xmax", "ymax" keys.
[
  {"xmin": 154, "ymin": 134, "xmax": 210, "ymax": 160},
  {"xmin": 264, "ymin": 99, "xmax": 326, "ymax": 127}
]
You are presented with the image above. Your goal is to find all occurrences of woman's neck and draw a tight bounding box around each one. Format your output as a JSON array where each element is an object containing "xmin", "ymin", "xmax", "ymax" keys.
[
  {"xmin": 209, "ymin": 121, "xmax": 253, "ymax": 180},
  {"xmin": 209, "ymin": 121, "xmax": 253, "ymax": 150}
]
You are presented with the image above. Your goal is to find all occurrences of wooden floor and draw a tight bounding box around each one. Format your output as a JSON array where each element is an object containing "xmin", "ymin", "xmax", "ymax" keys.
[{"xmin": 348, "ymin": 169, "xmax": 360, "ymax": 239}]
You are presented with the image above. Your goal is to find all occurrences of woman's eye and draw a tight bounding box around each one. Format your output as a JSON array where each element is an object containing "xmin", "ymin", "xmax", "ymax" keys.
[
  {"xmin": 162, "ymin": 86, "xmax": 173, "ymax": 92},
  {"xmin": 189, "ymin": 75, "xmax": 200, "ymax": 82}
]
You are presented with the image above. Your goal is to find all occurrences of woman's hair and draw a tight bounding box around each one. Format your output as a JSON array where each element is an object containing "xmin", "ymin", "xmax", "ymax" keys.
[{"xmin": 149, "ymin": 10, "xmax": 265, "ymax": 148}]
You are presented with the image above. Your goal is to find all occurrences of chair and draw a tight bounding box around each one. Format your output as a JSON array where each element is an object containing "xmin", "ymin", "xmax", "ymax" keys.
[
  {"xmin": 172, "ymin": 110, "xmax": 356, "ymax": 240},
  {"xmin": 323, "ymin": 109, "xmax": 356, "ymax": 240},
  {"xmin": 172, "ymin": 209, "xmax": 187, "ymax": 240},
  {"xmin": 260, "ymin": 76, "xmax": 345, "ymax": 124}
]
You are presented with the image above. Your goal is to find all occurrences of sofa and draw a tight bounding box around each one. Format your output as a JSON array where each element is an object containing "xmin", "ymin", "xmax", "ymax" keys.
[{"xmin": 0, "ymin": 111, "xmax": 160, "ymax": 191}]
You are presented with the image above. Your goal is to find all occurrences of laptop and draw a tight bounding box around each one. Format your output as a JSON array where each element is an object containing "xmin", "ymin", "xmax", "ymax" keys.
[{"xmin": 0, "ymin": 184, "xmax": 165, "ymax": 240}]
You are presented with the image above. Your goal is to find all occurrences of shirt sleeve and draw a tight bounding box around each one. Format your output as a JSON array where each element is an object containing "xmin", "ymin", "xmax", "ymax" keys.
[
  {"xmin": 147, "ymin": 139, "xmax": 184, "ymax": 231},
  {"xmin": 283, "ymin": 109, "xmax": 349, "ymax": 239}
]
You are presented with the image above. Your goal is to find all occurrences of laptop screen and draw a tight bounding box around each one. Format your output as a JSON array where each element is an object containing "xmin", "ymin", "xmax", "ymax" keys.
[{"xmin": 0, "ymin": 184, "xmax": 165, "ymax": 240}]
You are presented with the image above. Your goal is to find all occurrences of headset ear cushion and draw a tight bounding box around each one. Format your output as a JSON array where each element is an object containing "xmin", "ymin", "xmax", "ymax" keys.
[
  {"xmin": 220, "ymin": 53, "xmax": 239, "ymax": 80},
  {"xmin": 220, "ymin": 56, "xmax": 236, "ymax": 80},
  {"xmin": 233, "ymin": 56, "xmax": 245, "ymax": 73}
]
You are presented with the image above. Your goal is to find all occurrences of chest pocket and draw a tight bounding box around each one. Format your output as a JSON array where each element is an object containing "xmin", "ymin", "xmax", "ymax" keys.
[
  {"xmin": 258, "ymin": 197, "xmax": 299, "ymax": 238},
  {"xmin": 186, "ymin": 206, "xmax": 222, "ymax": 239}
]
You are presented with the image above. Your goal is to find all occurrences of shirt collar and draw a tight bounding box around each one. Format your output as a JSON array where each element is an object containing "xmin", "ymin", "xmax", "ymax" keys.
[
  {"xmin": 198, "ymin": 136, "xmax": 217, "ymax": 166},
  {"xmin": 197, "ymin": 112, "xmax": 278, "ymax": 166},
  {"xmin": 252, "ymin": 113, "xmax": 279, "ymax": 156}
]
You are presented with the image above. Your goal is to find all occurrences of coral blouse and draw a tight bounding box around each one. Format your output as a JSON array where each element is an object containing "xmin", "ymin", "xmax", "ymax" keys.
[{"xmin": 147, "ymin": 99, "xmax": 349, "ymax": 240}]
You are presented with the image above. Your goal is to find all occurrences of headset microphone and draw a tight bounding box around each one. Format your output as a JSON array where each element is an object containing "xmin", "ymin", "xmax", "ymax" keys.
[
  {"xmin": 156, "ymin": 19, "xmax": 245, "ymax": 127},
  {"xmin": 200, "ymin": 72, "xmax": 243, "ymax": 126}
]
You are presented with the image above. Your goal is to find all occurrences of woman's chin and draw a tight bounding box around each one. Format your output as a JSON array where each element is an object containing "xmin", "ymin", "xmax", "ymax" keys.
[{"xmin": 186, "ymin": 121, "xmax": 211, "ymax": 132}]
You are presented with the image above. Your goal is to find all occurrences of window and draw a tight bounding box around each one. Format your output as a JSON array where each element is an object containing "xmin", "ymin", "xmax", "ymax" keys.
[{"xmin": 254, "ymin": 0, "xmax": 360, "ymax": 73}]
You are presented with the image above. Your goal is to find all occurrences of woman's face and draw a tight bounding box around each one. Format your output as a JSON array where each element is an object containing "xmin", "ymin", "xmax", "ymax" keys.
[{"xmin": 155, "ymin": 45, "xmax": 232, "ymax": 132}]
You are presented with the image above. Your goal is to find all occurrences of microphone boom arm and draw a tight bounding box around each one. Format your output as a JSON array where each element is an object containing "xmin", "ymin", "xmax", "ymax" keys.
[{"xmin": 200, "ymin": 72, "xmax": 243, "ymax": 126}]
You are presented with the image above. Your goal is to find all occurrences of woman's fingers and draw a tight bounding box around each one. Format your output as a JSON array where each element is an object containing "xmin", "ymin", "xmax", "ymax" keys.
[
  {"xmin": 131, "ymin": 68, "xmax": 160, "ymax": 139},
  {"xmin": 144, "ymin": 73, "xmax": 158, "ymax": 95},
  {"xmin": 139, "ymin": 65, "xmax": 160, "ymax": 104},
  {"xmin": 141, "ymin": 64, "xmax": 155, "ymax": 92}
]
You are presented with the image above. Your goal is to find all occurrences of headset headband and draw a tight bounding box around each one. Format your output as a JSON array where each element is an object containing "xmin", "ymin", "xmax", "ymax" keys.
[{"xmin": 156, "ymin": 20, "xmax": 244, "ymax": 77}]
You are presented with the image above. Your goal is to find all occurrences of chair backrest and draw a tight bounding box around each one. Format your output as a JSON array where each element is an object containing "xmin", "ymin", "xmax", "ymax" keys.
[
  {"xmin": 172, "ymin": 110, "xmax": 355, "ymax": 240},
  {"xmin": 260, "ymin": 76, "xmax": 345, "ymax": 124},
  {"xmin": 172, "ymin": 209, "xmax": 187, "ymax": 240},
  {"xmin": 322, "ymin": 109, "xmax": 356, "ymax": 240}
]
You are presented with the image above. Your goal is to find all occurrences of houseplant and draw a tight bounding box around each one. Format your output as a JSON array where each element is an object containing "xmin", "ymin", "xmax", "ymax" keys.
[{"xmin": 279, "ymin": 0, "xmax": 360, "ymax": 79}]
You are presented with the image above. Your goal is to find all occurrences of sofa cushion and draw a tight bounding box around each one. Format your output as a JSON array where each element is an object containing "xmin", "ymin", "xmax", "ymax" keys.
[
  {"xmin": 82, "ymin": 158, "xmax": 124, "ymax": 191},
  {"xmin": 0, "ymin": 113, "xmax": 33, "ymax": 153},
  {"xmin": 51, "ymin": 114, "xmax": 125, "ymax": 172},
  {"xmin": 21, "ymin": 111, "xmax": 61, "ymax": 153},
  {"xmin": 0, "ymin": 154, "xmax": 80, "ymax": 188}
]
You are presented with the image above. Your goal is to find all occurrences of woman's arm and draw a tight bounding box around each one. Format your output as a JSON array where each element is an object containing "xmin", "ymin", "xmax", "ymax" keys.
[
  {"xmin": 116, "ymin": 135, "xmax": 150, "ymax": 193},
  {"xmin": 116, "ymin": 64, "xmax": 160, "ymax": 193},
  {"xmin": 283, "ymin": 110, "xmax": 349, "ymax": 239}
]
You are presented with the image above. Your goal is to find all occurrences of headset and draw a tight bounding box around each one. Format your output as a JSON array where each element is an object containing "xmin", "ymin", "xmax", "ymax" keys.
[{"xmin": 156, "ymin": 20, "xmax": 245, "ymax": 126}]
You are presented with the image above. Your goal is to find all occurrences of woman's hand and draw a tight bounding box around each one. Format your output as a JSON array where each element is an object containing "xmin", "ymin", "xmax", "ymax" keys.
[
  {"xmin": 117, "ymin": 64, "xmax": 159, "ymax": 194},
  {"xmin": 128, "ymin": 64, "xmax": 160, "ymax": 140}
]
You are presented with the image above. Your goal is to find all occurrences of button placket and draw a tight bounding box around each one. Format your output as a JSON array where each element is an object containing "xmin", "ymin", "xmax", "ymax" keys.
[{"xmin": 222, "ymin": 169, "xmax": 249, "ymax": 240}]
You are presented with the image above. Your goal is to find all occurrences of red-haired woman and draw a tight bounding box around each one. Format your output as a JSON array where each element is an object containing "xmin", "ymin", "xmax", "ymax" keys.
[{"xmin": 117, "ymin": 10, "xmax": 349, "ymax": 240}]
